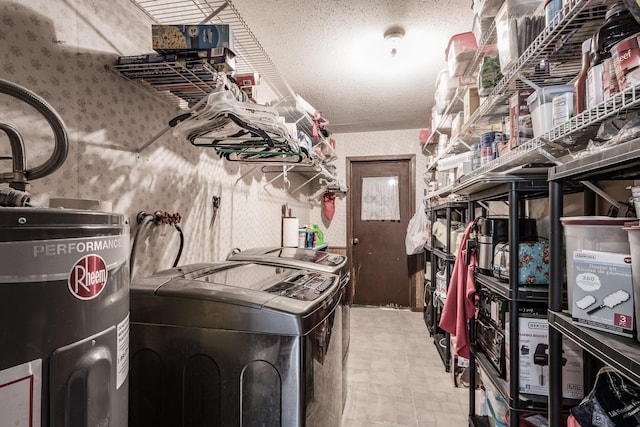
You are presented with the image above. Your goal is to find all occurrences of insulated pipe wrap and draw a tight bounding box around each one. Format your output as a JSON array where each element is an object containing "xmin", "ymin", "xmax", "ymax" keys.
[
  {"xmin": 0, "ymin": 78, "xmax": 69, "ymax": 180},
  {"xmin": 0, "ymin": 122, "xmax": 27, "ymax": 181}
]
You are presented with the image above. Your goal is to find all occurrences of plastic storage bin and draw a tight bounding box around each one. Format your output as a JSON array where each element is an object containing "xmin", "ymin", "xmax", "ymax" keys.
[
  {"xmin": 561, "ymin": 217, "xmax": 630, "ymax": 313},
  {"xmin": 495, "ymin": 0, "xmax": 544, "ymax": 72},
  {"xmin": 446, "ymin": 32, "xmax": 478, "ymax": 77},
  {"xmin": 624, "ymin": 223, "xmax": 640, "ymax": 342},
  {"xmin": 526, "ymin": 84, "xmax": 573, "ymax": 137}
]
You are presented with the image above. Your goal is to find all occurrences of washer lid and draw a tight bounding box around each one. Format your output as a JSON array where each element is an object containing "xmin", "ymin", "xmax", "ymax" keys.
[
  {"xmin": 229, "ymin": 246, "xmax": 346, "ymax": 273},
  {"xmin": 155, "ymin": 262, "xmax": 339, "ymax": 306}
]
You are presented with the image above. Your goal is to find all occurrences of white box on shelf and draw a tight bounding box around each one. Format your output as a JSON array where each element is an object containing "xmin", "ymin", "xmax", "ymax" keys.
[
  {"xmin": 571, "ymin": 250, "xmax": 634, "ymax": 338},
  {"xmin": 505, "ymin": 316, "xmax": 584, "ymax": 399},
  {"xmin": 437, "ymin": 151, "xmax": 472, "ymax": 173}
]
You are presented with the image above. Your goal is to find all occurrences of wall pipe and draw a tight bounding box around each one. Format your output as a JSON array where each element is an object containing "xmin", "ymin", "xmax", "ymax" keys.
[
  {"xmin": 172, "ymin": 224, "xmax": 184, "ymax": 268},
  {"xmin": 130, "ymin": 212, "xmax": 157, "ymax": 279},
  {"xmin": 0, "ymin": 123, "xmax": 27, "ymax": 186}
]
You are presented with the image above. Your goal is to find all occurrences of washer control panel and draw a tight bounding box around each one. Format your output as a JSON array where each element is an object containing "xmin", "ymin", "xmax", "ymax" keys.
[{"xmin": 266, "ymin": 272, "xmax": 334, "ymax": 300}]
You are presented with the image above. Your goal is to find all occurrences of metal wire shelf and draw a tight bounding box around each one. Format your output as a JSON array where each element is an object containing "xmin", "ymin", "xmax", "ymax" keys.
[
  {"xmin": 423, "ymin": 20, "xmax": 498, "ymax": 151},
  {"xmin": 112, "ymin": 0, "xmax": 338, "ymax": 181},
  {"xmin": 130, "ymin": 0, "xmax": 294, "ymax": 100},
  {"xmin": 432, "ymin": 83, "xmax": 640, "ymax": 200},
  {"xmin": 465, "ymin": 0, "xmax": 606, "ymax": 128},
  {"xmin": 111, "ymin": 58, "xmax": 223, "ymax": 108},
  {"xmin": 429, "ymin": 0, "xmax": 607, "ymax": 155}
]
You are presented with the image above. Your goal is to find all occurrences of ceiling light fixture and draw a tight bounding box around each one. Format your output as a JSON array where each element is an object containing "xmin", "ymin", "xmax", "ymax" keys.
[{"xmin": 384, "ymin": 25, "xmax": 405, "ymax": 57}]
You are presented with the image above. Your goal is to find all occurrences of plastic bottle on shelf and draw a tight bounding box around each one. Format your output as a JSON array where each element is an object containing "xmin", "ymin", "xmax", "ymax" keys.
[
  {"xmin": 471, "ymin": 143, "xmax": 481, "ymax": 170},
  {"xmin": 587, "ymin": 1, "xmax": 640, "ymax": 108},
  {"xmin": 573, "ymin": 38, "xmax": 591, "ymax": 115},
  {"xmin": 492, "ymin": 133, "xmax": 502, "ymax": 160},
  {"xmin": 480, "ymin": 132, "xmax": 494, "ymax": 166}
]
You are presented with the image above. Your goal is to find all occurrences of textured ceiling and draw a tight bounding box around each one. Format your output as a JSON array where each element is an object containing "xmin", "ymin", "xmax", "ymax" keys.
[{"xmin": 231, "ymin": 0, "xmax": 475, "ymax": 133}]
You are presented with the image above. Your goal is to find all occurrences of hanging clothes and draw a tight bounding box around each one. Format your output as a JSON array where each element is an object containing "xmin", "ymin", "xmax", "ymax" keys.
[
  {"xmin": 322, "ymin": 192, "xmax": 336, "ymax": 220},
  {"xmin": 439, "ymin": 220, "xmax": 478, "ymax": 359}
]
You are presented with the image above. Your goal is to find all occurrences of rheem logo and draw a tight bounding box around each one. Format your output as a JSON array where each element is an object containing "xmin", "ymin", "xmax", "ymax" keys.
[{"xmin": 68, "ymin": 254, "xmax": 108, "ymax": 300}]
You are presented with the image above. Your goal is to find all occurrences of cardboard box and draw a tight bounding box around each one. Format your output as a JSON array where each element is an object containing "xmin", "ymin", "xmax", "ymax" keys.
[
  {"xmin": 464, "ymin": 87, "xmax": 480, "ymax": 122},
  {"xmin": 193, "ymin": 48, "xmax": 236, "ymax": 71},
  {"xmin": 451, "ymin": 111, "xmax": 464, "ymax": 139},
  {"xmin": 571, "ymin": 250, "xmax": 634, "ymax": 337},
  {"xmin": 240, "ymin": 85, "xmax": 257, "ymax": 101},
  {"xmin": 152, "ymin": 24, "xmax": 235, "ymax": 52},
  {"xmin": 506, "ymin": 316, "xmax": 584, "ymax": 399},
  {"xmin": 509, "ymin": 89, "xmax": 534, "ymax": 149},
  {"xmin": 233, "ymin": 72, "xmax": 260, "ymax": 87}
]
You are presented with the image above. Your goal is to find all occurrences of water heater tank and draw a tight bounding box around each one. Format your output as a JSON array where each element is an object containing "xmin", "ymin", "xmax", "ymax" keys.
[{"xmin": 0, "ymin": 207, "xmax": 129, "ymax": 426}]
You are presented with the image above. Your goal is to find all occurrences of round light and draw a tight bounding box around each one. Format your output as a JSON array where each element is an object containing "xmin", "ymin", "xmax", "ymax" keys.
[
  {"xmin": 384, "ymin": 26, "xmax": 405, "ymax": 43},
  {"xmin": 384, "ymin": 26, "xmax": 405, "ymax": 57}
]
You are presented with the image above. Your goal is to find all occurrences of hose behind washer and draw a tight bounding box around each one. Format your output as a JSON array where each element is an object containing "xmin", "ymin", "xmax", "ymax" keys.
[{"xmin": 130, "ymin": 214, "xmax": 155, "ymax": 279}]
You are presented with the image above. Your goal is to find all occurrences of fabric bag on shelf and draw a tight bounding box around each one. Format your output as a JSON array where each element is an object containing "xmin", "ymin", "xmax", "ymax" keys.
[
  {"xmin": 492, "ymin": 240, "xmax": 550, "ymax": 285},
  {"xmin": 570, "ymin": 367, "xmax": 640, "ymax": 427},
  {"xmin": 405, "ymin": 206, "xmax": 428, "ymax": 255}
]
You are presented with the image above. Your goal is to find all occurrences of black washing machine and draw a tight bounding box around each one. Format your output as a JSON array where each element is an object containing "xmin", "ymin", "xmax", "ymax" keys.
[
  {"xmin": 227, "ymin": 246, "xmax": 352, "ymax": 410},
  {"xmin": 129, "ymin": 261, "xmax": 342, "ymax": 427}
]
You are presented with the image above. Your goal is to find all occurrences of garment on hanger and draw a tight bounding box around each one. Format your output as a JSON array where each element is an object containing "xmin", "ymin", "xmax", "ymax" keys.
[{"xmin": 322, "ymin": 192, "xmax": 336, "ymax": 220}]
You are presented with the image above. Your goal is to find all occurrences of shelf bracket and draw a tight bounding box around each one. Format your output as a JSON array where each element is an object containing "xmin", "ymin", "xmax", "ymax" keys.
[
  {"xmin": 135, "ymin": 96, "xmax": 208, "ymax": 154},
  {"xmin": 536, "ymin": 144, "xmax": 622, "ymax": 210},
  {"xmin": 289, "ymin": 170, "xmax": 323, "ymax": 194},
  {"xmin": 263, "ymin": 166, "xmax": 291, "ymax": 192},
  {"xmin": 199, "ymin": 2, "xmax": 229, "ymax": 24}
]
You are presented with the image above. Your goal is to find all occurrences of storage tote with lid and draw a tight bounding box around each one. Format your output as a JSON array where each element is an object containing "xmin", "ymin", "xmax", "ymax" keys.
[{"xmin": 561, "ymin": 216, "xmax": 630, "ymax": 314}]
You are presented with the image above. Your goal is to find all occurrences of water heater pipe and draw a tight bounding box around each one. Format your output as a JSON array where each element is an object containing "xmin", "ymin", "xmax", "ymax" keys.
[
  {"xmin": 0, "ymin": 123, "xmax": 27, "ymax": 187},
  {"xmin": 0, "ymin": 78, "xmax": 69, "ymax": 182}
]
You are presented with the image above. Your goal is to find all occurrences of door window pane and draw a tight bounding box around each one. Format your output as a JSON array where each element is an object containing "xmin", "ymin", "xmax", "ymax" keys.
[{"xmin": 361, "ymin": 176, "xmax": 400, "ymax": 221}]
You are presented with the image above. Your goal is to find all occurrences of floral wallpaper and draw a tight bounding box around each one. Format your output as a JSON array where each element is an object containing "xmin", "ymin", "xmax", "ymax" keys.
[
  {"xmin": 0, "ymin": 0, "xmax": 430, "ymax": 284},
  {"xmin": 0, "ymin": 0, "xmax": 314, "ymax": 281}
]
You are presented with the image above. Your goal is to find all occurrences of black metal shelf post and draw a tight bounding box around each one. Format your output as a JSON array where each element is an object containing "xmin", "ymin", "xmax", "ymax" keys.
[
  {"xmin": 459, "ymin": 177, "xmax": 551, "ymax": 426},
  {"xmin": 507, "ymin": 182, "xmax": 521, "ymax": 427},
  {"xmin": 547, "ymin": 136, "xmax": 640, "ymax": 427},
  {"xmin": 549, "ymin": 180, "xmax": 564, "ymax": 427},
  {"xmin": 427, "ymin": 202, "xmax": 468, "ymax": 374}
]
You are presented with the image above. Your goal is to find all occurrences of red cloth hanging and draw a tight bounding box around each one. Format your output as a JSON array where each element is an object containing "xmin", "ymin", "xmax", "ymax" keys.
[
  {"xmin": 322, "ymin": 192, "xmax": 336, "ymax": 220},
  {"xmin": 438, "ymin": 220, "xmax": 478, "ymax": 359}
]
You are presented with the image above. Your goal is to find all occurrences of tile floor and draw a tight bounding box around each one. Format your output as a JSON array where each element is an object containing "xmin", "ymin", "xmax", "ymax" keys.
[{"xmin": 341, "ymin": 306, "xmax": 469, "ymax": 426}]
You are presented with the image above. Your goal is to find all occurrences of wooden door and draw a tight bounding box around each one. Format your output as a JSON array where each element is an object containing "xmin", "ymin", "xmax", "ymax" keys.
[{"xmin": 347, "ymin": 156, "xmax": 417, "ymax": 307}]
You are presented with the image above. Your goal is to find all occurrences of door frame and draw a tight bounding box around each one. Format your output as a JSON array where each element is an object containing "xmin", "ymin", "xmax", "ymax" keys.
[{"xmin": 346, "ymin": 154, "xmax": 419, "ymax": 309}]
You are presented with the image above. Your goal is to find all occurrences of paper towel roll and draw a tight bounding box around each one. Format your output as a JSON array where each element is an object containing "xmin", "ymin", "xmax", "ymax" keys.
[{"xmin": 282, "ymin": 217, "xmax": 299, "ymax": 247}]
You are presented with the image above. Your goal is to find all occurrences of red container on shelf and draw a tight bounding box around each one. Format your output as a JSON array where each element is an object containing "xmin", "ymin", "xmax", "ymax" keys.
[{"xmin": 612, "ymin": 32, "xmax": 640, "ymax": 90}]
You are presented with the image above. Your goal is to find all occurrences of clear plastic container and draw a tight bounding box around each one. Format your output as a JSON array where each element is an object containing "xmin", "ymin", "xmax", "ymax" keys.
[
  {"xmin": 545, "ymin": 0, "xmax": 563, "ymax": 27},
  {"xmin": 446, "ymin": 32, "xmax": 478, "ymax": 77},
  {"xmin": 624, "ymin": 222, "xmax": 640, "ymax": 342},
  {"xmin": 526, "ymin": 85, "xmax": 573, "ymax": 137},
  {"xmin": 561, "ymin": 217, "xmax": 631, "ymax": 314}
]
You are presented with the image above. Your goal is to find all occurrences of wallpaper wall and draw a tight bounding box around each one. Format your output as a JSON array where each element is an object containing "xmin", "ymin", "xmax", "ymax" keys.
[
  {"xmin": 0, "ymin": 0, "xmax": 430, "ymax": 284},
  {"xmin": 0, "ymin": 0, "xmax": 315, "ymax": 281}
]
